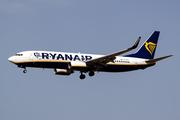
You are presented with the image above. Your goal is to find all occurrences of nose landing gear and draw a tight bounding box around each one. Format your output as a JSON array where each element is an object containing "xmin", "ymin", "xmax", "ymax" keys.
[
  {"xmin": 23, "ymin": 69, "xmax": 27, "ymax": 73},
  {"xmin": 17, "ymin": 65, "xmax": 27, "ymax": 74}
]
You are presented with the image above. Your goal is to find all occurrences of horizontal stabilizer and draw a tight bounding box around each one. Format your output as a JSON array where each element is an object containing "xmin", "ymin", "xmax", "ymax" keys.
[{"xmin": 146, "ymin": 55, "xmax": 173, "ymax": 63}]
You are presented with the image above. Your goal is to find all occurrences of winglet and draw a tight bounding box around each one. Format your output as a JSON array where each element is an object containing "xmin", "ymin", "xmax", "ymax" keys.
[{"xmin": 130, "ymin": 37, "xmax": 141, "ymax": 49}]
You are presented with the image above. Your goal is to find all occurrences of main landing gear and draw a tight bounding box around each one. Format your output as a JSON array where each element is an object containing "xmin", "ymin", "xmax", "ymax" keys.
[
  {"xmin": 80, "ymin": 73, "xmax": 86, "ymax": 79},
  {"xmin": 80, "ymin": 71, "xmax": 95, "ymax": 80},
  {"xmin": 89, "ymin": 71, "xmax": 95, "ymax": 77}
]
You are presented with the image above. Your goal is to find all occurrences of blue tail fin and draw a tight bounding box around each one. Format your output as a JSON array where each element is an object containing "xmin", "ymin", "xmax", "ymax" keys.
[{"xmin": 125, "ymin": 31, "xmax": 160, "ymax": 59}]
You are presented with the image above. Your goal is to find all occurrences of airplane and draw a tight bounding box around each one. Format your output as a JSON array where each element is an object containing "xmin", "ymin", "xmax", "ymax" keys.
[{"xmin": 8, "ymin": 31, "xmax": 172, "ymax": 79}]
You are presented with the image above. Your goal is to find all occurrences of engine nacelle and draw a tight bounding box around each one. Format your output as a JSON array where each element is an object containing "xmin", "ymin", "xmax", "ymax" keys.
[
  {"xmin": 54, "ymin": 69, "xmax": 73, "ymax": 75},
  {"xmin": 70, "ymin": 61, "xmax": 87, "ymax": 71}
]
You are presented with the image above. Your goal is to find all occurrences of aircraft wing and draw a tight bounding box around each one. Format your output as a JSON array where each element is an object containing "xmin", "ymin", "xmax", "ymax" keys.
[{"xmin": 86, "ymin": 37, "xmax": 141, "ymax": 66}]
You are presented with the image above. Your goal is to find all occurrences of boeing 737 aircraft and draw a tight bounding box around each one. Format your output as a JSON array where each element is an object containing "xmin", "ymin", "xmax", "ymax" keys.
[{"xmin": 8, "ymin": 31, "xmax": 172, "ymax": 79}]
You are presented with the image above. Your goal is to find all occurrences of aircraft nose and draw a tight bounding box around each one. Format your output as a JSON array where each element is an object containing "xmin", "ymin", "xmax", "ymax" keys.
[{"xmin": 8, "ymin": 56, "xmax": 15, "ymax": 63}]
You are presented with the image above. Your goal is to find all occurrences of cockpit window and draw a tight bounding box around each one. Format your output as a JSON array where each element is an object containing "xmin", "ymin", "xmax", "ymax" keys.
[{"xmin": 15, "ymin": 54, "xmax": 23, "ymax": 56}]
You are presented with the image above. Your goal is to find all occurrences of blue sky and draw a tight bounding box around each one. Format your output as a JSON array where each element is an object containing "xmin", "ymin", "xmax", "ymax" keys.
[{"xmin": 1, "ymin": 0, "xmax": 179, "ymax": 120}]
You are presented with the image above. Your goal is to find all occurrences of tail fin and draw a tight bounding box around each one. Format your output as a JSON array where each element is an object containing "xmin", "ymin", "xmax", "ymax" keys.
[{"xmin": 126, "ymin": 31, "xmax": 160, "ymax": 59}]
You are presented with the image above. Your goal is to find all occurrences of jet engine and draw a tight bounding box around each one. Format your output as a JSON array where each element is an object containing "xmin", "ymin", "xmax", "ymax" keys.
[{"xmin": 54, "ymin": 61, "xmax": 87, "ymax": 76}]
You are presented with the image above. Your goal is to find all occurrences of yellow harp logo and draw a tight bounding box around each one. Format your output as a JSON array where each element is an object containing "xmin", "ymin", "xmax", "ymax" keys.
[{"xmin": 145, "ymin": 42, "xmax": 157, "ymax": 55}]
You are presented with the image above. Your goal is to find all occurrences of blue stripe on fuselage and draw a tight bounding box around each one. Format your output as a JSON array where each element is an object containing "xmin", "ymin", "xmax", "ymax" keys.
[
  {"xmin": 17, "ymin": 61, "xmax": 70, "ymax": 69},
  {"xmin": 16, "ymin": 61, "xmax": 155, "ymax": 72}
]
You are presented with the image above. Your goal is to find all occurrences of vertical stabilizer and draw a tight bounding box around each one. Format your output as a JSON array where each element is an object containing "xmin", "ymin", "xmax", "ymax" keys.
[{"xmin": 125, "ymin": 31, "xmax": 160, "ymax": 59}]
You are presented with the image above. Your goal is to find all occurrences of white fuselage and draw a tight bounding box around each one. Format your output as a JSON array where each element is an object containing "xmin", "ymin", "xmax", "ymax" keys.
[
  {"xmin": 8, "ymin": 31, "xmax": 172, "ymax": 79},
  {"xmin": 8, "ymin": 51, "xmax": 151, "ymax": 73}
]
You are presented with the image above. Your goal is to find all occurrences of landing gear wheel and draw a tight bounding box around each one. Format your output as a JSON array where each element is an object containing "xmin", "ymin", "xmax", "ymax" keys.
[
  {"xmin": 89, "ymin": 71, "xmax": 95, "ymax": 77},
  {"xmin": 80, "ymin": 74, "xmax": 86, "ymax": 80},
  {"xmin": 23, "ymin": 69, "xmax": 27, "ymax": 73}
]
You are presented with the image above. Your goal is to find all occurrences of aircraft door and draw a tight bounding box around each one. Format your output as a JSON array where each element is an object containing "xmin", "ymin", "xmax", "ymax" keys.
[
  {"xmin": 134, "ymin": 59, "xmax": 138, "ymax": 67},
  {"xmin": 29, "ymin": 53, "xmax": 34, "ymax": 60}
]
